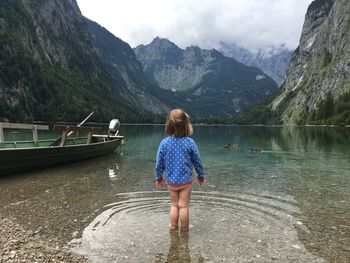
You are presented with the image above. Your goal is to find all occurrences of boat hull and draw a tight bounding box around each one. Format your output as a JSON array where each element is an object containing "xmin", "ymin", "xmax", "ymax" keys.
[{"xmin": 0, "ymin": 139, "xmax": 122, "ymax": 176}]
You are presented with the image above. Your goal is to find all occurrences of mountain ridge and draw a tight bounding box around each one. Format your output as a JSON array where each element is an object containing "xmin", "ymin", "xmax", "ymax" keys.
[
  {"xmin": 134, "ymin": 37, "xmax": 278, "ymax": 117},
  {"xmin": 219, "ymin": 43, "xmax": 293, "ymax": 86}
]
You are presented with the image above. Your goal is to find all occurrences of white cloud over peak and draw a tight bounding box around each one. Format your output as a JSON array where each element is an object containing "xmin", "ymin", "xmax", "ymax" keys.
[{"xmin": 77, "ymin": 0, "xmax": 312, "ymax": 52}]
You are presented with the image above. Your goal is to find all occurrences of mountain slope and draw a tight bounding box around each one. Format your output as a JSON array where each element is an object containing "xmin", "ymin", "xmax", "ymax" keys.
[
  {"xmin": 234, "ymin": 0, "xmax": 350, "ymax": 125},
  {"xmin": 271, "ymin": 0, "xmax": 350, "ymax": 125},
  {"xmin": 0, "ymin": 0, "xmax": 143, "ymax": 122},
  {"xmin": 84, "ymin": 19, "xmax": 170, "ymax": 115},
  {"xmin": 135, "ymin": 37, "xmax": 278, "ymax": 117},
  {"xmin": 219, "ymin": 43, "xmax": 293, "ymax": 86}
]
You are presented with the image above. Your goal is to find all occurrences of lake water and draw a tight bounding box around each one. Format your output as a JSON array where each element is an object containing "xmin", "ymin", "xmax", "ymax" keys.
[{"xmin": 0, "ymin": 125, "xmax": 349, "ymax": 262}]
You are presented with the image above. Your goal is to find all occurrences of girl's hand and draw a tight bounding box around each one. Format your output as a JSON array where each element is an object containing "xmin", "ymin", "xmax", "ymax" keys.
[
  {"xmin": 155, "ymin": 178, "xmax": 165, "ymax": 188},
  {"xmin": 198, "ymin": 177, "xmax": 206, "ymax": 186}
]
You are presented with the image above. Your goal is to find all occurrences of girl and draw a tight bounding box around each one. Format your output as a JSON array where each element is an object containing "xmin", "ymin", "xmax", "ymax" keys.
[{"xmin": 155, "ymin": 109, "xmax": 205, "ymax": 231}]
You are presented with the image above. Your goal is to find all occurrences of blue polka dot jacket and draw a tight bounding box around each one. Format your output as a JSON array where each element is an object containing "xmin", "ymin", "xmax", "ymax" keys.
[{"xmin": 155, "ymin": 136, "xmax": 204, "ymax": 186}]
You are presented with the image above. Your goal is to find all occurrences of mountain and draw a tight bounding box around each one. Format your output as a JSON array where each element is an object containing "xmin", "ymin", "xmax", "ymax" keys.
[
  {"xmin": 271, "ymin": 0, "xmax": 350, "ymax": 125},
  {"xmin": 234, "ymin": 0, "xmax": 350, "ymax": 125},
  {"xmin": 84, "ymin": 19, "xmax": 170, "ymax": 116},
  {"xmin": 219, "ymin": 43, "xmax": 293, "ymax": 86},
  {"xmin": 0, "ymin": 0, "xmax": 160, "ymax": 123},
  {"xmin": 134, "ymin": 37, "xmax": 278, "ymax": 117}
]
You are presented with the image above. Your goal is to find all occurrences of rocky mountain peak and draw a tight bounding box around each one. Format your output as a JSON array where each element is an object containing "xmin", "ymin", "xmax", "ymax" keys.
[
  {"xmin": 134, "ymin": 37, "xmax": 278, "ymax": 117},
  {"xmin": 307, "ymin": 0, "xmax": 334, "ymax": 16},
  {"xmin": 299, "ymin": 0, "xmax": 335, "ymax": 54},
  {"xmin": 134, "ymin": 37, "xmax": 182, "ymax": 66},
  {"xmin": 149, "ymin": 37, "xmax": 180, "ymax": 51}
]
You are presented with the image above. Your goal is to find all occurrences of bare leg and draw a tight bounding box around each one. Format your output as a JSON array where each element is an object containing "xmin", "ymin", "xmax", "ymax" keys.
[
  {"xmin": 168, "ymin": 187, "xmax": 180, "ymax": 229},
  {"xmin": 178, "ymin": 185, "xmax": 192, "ymax": 230}
]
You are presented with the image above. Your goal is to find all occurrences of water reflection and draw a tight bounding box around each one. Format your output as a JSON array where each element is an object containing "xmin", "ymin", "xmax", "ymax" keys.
[
  {"xmin": 166, "ymin": 229, "xmax": 191, "ymax": 263},
  {"xmin": 108, "ymin": 163, "xmax": 119, "ymax": 181},
  {"xmin": 155, "ymin": 229, "xmax": 194, "ymax": 263}
]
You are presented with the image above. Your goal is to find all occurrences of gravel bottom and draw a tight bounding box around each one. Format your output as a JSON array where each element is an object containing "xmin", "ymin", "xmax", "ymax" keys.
[{"xmin": 0, "ymin": 216, "xmax": 88, "ymax": 263}]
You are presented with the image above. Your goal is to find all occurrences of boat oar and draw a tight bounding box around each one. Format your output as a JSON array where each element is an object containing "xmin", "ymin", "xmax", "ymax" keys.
[
  {"xmin": 68, "ymin": 111, "xmax": 95, "ymax": 136},
  {"xmin": 49, "ymin": 111, "xmax": 95, "ymax": 146}
]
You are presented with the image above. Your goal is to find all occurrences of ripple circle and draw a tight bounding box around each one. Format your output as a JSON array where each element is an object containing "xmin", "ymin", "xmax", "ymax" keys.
[{"xmin": 71, "ymin": 191, "xmax": 325, "ymax": 263}]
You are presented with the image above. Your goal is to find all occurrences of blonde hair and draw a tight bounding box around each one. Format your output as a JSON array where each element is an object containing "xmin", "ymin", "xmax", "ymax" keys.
[{"xmin": 165, "ymin": 109, "xmax": 193, "ymax": 137}]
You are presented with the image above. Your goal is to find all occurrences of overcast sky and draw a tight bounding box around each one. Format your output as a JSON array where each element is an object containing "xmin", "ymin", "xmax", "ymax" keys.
[{"xmin": 76, "ymin": 0, "xmax": 313, "ymax": 53}]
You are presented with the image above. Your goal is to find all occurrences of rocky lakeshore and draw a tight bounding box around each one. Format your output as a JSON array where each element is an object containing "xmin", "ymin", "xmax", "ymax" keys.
[{"xmin": 0, "ymin": 216, "xmax": 88, "ymax": 263}]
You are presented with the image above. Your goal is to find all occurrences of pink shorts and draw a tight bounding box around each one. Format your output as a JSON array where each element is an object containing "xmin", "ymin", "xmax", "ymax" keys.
[{"xmin": 167, "ymin": 182, "xmax": 192, "ymax": 191}]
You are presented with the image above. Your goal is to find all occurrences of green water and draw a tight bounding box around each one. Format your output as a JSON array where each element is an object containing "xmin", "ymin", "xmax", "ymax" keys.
[{"xmin": 0, "ymin": 125, "xmax": 349, "ymax": 262}]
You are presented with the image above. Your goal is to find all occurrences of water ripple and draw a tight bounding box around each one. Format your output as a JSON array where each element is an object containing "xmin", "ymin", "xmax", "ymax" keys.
[{"xmin": 70, "ymin": 191, "xmax": 325, "ymax": 263}]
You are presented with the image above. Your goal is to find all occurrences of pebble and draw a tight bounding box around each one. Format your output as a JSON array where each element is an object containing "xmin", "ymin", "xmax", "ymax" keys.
[
  {"xmin": 291, "ymin": 244, "xmax": 301, "ymax": 249},
  {"xmin": 72, "ymin": 231, "xmax": 79, "ymax": 238},
  {"xmin": 0, "ymin": 216, "xmax": 88, "ymax": 263}
]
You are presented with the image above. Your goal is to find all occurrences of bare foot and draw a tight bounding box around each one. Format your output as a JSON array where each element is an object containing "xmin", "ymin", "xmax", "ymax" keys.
[
  {"xmin": 180, "ymin": 226, "xmax": 189, "ymax": 232},
  {"xmin": 169, "ymin": 224, "xmax": 178, "ymax": 230},
  {"xmin": 180, "ymin": 224, "xmax": 193, "ymax": 232}
]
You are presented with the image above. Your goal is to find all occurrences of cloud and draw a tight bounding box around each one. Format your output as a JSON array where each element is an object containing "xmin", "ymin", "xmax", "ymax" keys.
[{"xmin": 77, "ymin": 0, "xmax": 312, "ymax": 52}]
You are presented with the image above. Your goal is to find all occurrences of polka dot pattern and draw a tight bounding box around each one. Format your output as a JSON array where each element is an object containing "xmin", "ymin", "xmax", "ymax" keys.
[{"xmin": 155, "ymin": 136, "xmax": 204, "ymax": 184}]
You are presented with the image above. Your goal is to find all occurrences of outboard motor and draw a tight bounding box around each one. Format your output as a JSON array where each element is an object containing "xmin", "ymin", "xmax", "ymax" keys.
[{"xmin": 108, "ymin": 119, "xmax": 120, "ymax": 136}]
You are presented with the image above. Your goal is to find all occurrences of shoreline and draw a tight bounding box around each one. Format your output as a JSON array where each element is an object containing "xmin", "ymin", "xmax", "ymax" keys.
[
  {"xmin": 33, "ymin": 122, "xmax": 350, "ymax": 128},
  {"xmin": 120, "ymin": 123, "xmax": 350, "ymax": 129},
  {"xmin": 0, "ymin": 215, "xmax": 88, "ymax": 263}
]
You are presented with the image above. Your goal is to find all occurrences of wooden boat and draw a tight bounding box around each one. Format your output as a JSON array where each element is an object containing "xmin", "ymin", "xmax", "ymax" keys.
[{"xmin": 0, "ymin": 121, "xmax": 124, "ymax": 176}]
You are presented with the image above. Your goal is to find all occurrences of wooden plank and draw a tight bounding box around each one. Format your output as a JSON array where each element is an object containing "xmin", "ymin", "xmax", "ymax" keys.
[
  {"xmin": 53, "ymin": 125, "xmax": 102, "ymax": 133},
  {"xmin": 49, "ymin": 112, "xmax": 95, "ymax": 147},
  {"xmin": 92, "ymin": 135, "xmax": 124, "ymax": 139},
  {"xmin": 87, "ymin": 132, "xmax": 92, "ymax": 144},
  {"xmin": 32, "ymin": 125, "xmax": 38, "ymax": 143},
  {"xmin": 60, "ymin": 131, "xmax": 68, "ymax": 147},
  {"xmin": 0, "ymin": 123, "xmax": 4, "ymax": 144},
  {"xmin": 0, "ymin": 122, "xmax": 49, "ymax": 130}
]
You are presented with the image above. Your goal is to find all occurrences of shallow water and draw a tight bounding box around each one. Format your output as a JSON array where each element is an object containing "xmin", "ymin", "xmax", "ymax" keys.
[{"xmin": 0, "ymin": 125, "xmax": 349, "ymax": 262}]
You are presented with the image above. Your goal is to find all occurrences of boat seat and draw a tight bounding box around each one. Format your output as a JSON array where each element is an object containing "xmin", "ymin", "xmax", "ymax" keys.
[
  {"xmin": 53, "ymin": 125, "xmax": 103, "ymax": 146},
  {"xmin": 53, "ymin": 125, "xmax": 103, "ymax": 133}
]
